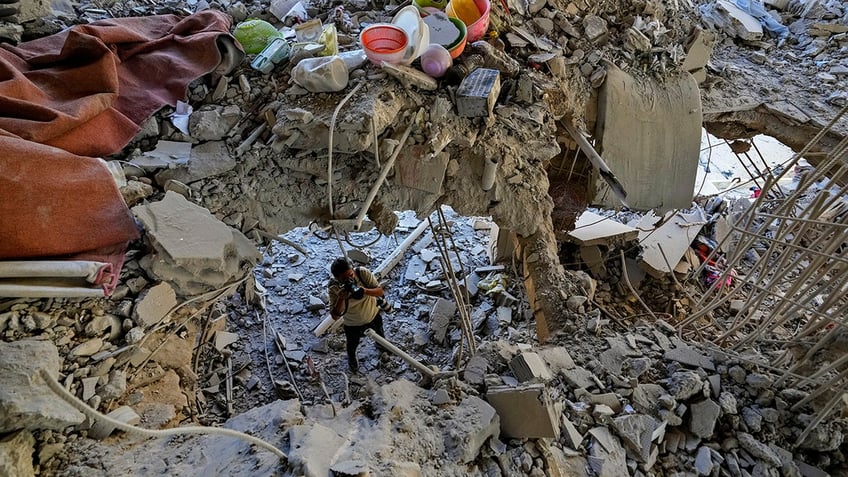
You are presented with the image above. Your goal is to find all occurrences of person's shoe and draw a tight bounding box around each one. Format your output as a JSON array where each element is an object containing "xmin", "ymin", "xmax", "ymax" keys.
[{"xmin": 349, "ymin": 360, "xmax": 360, "ymax": 375}]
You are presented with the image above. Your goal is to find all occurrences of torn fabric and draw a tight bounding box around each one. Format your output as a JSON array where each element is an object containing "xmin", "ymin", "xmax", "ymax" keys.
[{"xmin": 0, "ymin": 11, "xmax": 240, "ymax": 263}]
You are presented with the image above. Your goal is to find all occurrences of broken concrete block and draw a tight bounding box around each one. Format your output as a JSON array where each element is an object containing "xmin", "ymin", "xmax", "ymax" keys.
[
  {"xmin": 464, "ymin": 354, "xmax": 488, "ymax": 385},
  {"xmin": 509, "ymin": 352, "xmax": 553, "ymax": 382},
  {"xmin": 189, "ymin": 105, "xmax": 240, "ymax": 141},
  {"xmin": 663, "ymin": 340, "xmax": 715, "ymax": 370},
  {"xmin": 668, "ymin": 370, "xmax": 706, "ymax": 400},
  {"xmin": 214, "ymin": 331, "xmax": 239, "ymax": 352},
  {"xmin": 689, "ymin": 399, "xmax": 721, "ymax": 439},
  {"xmin": 288, "ymin": 423, "xmax": 347, "ymax": 476},
  {"xmin": 0, "ymin": 340, "xmax": 85, "ymax": 433},
  {"xmin": 738, "ymin": 432, "xmax": 782, "ymax": 468},
  {"xmin": 87, "ymin": 406, "xmax": 141, "ymax": 440},
  {"xmin": 712, "ymin": 0, "xmax": 764, "ymax": 41},
  {"xmin": 155, "ymin": 141, "xmax": 237, "ymax": 185},
  {"xmin": 456, "ymin": 68, "xmax": 501, "ymax": 118},
  {"xmin": 0, "ymin": 430, "xmax": 35, "ymax": 477},
  {"xmin": 450, "ymin": 396, "xmax": 500, "ymax": 463},
  {"xmin": 71, "ymin": 337, "xmax": 103, "ymax": 357},
  {"xmin": 561, "ymin": 417, "xmax": 584, "ymax": 450},
  {"xmin": 307, "ymin": 295, "xmax": 325, "ymax": 312},
  {"xmin": 682, "ymin": 29, "xmax": 715, "ymax": 75},
  {"xmin": 612, "ymin": 414, "xmax": 659, "ymax": 463},
  {"xmin": 561, "ymin": 366, "xmax": 597, "ymax": 389},
  {"xmin": 587, "ymin": 427, "xmax": 628, "ymax": 477},
  {"xmin": 429, "ymin": 298, "xmax": 456, "ymax": 344},
  {"xmin": 134, "ymin": 192, "xmax": 261, "ymax": 296},
  {"xmin": 630, "ymin": 384, "xmax": 665, "ymax": 415},
  {"xmin": 133, "ymin": 282, "xmax": 177, "ymax": 328},
  {"xmin": 131, "ymin": 140, "xmax": 191, "ymax": 170},
  {"xmin": 582, "ymin": 14, "xmax": 608, "ymax": 41},
  {"xmin": 486, "ymin": 384, "xmax": 560, "ymax": 438},
  {"xmin": 346, "ymin": 249, "xmax": 372, "ymax": 265},
  {"xmin": 496, "ymin": 306, "xmax": 511, "ymax": 325},
  {"xmin": 538, "ymin": 347, "xmax": 576, "ymax": 373}
]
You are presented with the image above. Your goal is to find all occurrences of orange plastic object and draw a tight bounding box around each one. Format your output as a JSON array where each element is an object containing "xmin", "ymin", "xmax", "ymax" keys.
[
  {"xmin": 360, "ymin": 24, "xmax": 408, "ymax": 65},
  {"xmin": 446, "ymin": 17, "xmax": 467, "ymax": 59}
]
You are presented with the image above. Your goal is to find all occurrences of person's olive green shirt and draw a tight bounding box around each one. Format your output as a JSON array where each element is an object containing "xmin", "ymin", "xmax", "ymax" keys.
[{"xmin": 328, "ymin": 267, "xmax": 379, "ymax": 326}]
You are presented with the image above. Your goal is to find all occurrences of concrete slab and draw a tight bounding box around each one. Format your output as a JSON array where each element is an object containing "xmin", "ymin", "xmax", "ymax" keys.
[
  {"xmin": 155, "ymin": 141, "xmax": 236, "ymax": 185},
  {"xmin": 637, "ymin": 207, "xmax": 707, "ymax": 278},
  {"xmin": 595, "ymin": 65, "xmax": 701, "ymax": 211},
  {"xmin": 715, "ymin": 0, "xmax": 764, "ymax": 41},
  {"xmin": 134, "ymin": 192, "xmax": 261, "ymax": 295},
  {"xmin": 566, "ymin": 211, "xmax": 639, "ymax": 246},
  {"xmin": 134, "ymin": 192, "xmax": 260, "ymax": 273},
  {"xmin": 486, "ymin": 384, "xmax": 560, "ymax": 438},
  {"xmin": 430, "ymin": 298, "xmax": 456, "ymax": 344}
]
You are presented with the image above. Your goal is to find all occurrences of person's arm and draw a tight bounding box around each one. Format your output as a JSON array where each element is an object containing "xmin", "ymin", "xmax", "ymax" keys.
[
  {"xmin": 329, "ymin": 285, "xmax": 349, "ymax": 320},
  {"xmin": 358, "ymin": 268, "xmax": 384, "ymax": 298}
]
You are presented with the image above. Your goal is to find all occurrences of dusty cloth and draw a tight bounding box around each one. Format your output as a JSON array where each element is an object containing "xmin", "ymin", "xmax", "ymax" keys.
[
  {"xmin": 328, "ymin": 267, "xmax": 381, "ymax": 326},
  {"xmin": 0, "ymin": 11, "xmax": 237, "ymax": 260}
]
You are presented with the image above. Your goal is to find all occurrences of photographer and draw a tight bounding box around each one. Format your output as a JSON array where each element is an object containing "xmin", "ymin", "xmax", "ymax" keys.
[{"xmin": 328, "ymin": 257, "xmax": 389, "ymax": 374}]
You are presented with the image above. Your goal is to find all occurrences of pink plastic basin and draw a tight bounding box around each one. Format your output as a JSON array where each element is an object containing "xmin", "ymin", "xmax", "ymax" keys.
[{"xmin": 445, "ymin": 0, "xmax": 490, "ymax": 43}]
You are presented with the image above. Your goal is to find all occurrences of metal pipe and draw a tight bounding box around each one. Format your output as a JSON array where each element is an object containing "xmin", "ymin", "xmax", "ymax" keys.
[
  {"xmin": 0, "ymin": 261, "xmax": 108, "ymax": 282},
  {"xmin": 353, "ymin": 113, "xmax": 418, "ymax": 231},
  {"xmin": 563, "ymin": 122, "xmax": 629, "ymax": 206},
  {"xmin": 0, "ymin": 281, "xmax": 105, "ymax": 298},
  {"xmin": 364, "ymin": 328, "xmax": 436, "ymax": 379}
]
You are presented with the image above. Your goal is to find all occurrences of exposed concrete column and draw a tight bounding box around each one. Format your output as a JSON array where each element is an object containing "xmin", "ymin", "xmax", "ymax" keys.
[{"xmin": 513, "ymin": 221, "xmax": 576, "ymax": 344}]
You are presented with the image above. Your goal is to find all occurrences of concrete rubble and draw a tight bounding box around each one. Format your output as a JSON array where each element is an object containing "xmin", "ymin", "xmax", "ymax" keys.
[{"xmin": 133, "ymin": 191, "xmax": 261, "ymax": 296}]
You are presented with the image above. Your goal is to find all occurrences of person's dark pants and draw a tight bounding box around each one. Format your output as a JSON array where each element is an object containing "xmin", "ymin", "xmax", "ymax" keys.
[{"xmin": 343, "ymin": 314, "xmax": 386, "ymax": 371}]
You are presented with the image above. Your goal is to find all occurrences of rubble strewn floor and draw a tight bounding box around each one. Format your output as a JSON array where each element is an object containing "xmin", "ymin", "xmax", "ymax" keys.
[{"xmin": 2, "ymin": 0, "xmax": 848, "ymax": 475}]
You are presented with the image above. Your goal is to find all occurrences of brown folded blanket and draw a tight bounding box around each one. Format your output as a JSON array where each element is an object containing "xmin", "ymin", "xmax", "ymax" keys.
[{"xmin": 0, "ymin": 11, "xmax": 237, "ymax": 261}]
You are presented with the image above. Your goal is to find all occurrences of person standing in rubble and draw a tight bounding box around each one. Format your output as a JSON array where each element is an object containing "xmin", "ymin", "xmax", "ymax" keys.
[{"xmin": 328, "ymin": 257, "xmax": 390, "ymax": 374}]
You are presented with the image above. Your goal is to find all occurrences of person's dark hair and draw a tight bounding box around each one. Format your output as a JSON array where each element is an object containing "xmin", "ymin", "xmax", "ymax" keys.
[{"xmin": 331, "ymin": 258, "xmax": 352, "ymax": 278}]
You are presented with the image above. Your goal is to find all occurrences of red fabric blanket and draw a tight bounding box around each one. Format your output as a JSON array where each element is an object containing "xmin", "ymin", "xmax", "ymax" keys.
[{"xmin": 0, "ymin": 11, "xmax": 236, "ymax": 260}]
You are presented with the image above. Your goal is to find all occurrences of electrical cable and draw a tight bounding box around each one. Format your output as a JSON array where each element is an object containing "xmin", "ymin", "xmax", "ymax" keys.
[{"xmin": 40, "ymin": 369, "xmax": 287, "ymax": 462}]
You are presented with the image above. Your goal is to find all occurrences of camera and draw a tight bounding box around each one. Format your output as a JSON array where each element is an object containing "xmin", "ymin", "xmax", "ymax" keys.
[
  {"xmin": 377, "ymin": 297, "xmax": 393, "ymax": 313},
  {"xmin": 343, "ymin": 279, "xmax": 364, "ymax": 299}
]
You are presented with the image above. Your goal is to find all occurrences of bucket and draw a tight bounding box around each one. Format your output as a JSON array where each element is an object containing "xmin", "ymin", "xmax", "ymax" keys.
[
  {"xmin": 445, "ymin": 0, "xmax": 490, "ymax": 42},
  {"xmin": 360, "ymin": 24, "xmax": 409, "ymax": 66},
  {"xmin": 412, "ymin": 0, "xmax": 448, "ymax": 14}
]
